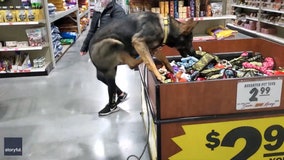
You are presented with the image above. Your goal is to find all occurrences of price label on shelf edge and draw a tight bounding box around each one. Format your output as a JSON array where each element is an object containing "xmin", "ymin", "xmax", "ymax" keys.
[
  {"xmin": 236, "ymin": 79, "xmax": 283, "ymax": 110},
  {"xmin": 169, "ymin": 116, "xmax": 284, "ymax": 160}
]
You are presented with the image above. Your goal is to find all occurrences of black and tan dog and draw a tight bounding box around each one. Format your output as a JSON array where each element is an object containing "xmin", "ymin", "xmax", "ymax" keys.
[{"xmin": 89, "ymin": 12, "xmax": 197, "ymax": 113}]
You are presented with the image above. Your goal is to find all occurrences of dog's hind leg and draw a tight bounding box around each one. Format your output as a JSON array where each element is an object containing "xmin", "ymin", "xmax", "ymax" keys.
[{"xmin": 119, "ymin": 52, "xmax": 143, "ymax": 69}]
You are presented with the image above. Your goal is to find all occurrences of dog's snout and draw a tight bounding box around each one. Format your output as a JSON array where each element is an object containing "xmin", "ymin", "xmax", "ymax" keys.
[{"xmin": 189, "ymin": 47, "xmax": 196, "ymax": 56}]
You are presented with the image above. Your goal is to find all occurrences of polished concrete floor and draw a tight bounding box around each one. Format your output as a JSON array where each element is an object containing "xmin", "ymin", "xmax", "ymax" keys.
[{"xmin": 0, "ymin": 30, "xmax": 150, "ymax": 160}]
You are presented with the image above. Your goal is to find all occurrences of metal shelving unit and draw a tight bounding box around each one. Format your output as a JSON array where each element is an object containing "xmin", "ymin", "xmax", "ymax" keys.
[
  {"xmin": 0, "ymin": 0, "xmax": 90, "ymax": 78},
  {"xmin": 227, "ymin": 0, "xmax": 284, "ymax": 44}
]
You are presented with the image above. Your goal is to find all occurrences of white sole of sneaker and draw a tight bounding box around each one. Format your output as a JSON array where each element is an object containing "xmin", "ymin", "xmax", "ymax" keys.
[{"xmin": 98, "ymin": 107, "xmax": 120, "ymax": 116}]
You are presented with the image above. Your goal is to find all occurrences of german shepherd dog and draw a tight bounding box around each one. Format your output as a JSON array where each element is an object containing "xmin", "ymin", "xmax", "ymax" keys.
[{"xmin": 89, "ymin": 12, "xmax": 197, "ymax": 112}]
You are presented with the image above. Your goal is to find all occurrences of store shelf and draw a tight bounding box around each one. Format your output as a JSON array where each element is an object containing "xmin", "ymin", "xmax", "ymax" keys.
[
  {"xmin": 230, "ymin": 1, "xmax": 284, "ymax": 43},
  {"xmin": 193, "ymin": 35, "xmax": 216, "ymax": 41},
  {"xmin": 260, "ymin": 19, "xmax": 284, "ymax": 27},
  {"xmin": 79, "ymin": 9, "xmax": 90, "ymax": 19},
  {"xmin": 227, "ymin": 23, "xmax": 284, "ymax": 44},
  {"xmin": 0, "ymin": 46, "xmax": 47, "ymax": 52},
  {"xmin": 0, "ymin": 21, "xmax": 42, "ymax": 26},
  {"xmin": 246, "ymin": 16, "xmax": 258, "ymax": 21},
  {"xmin": 178, "ymin": 15, "xmax": 236, "ymax": 22},
  {"xmin": 231, "ymin": 4, "xmax": 259, "ymax": 10},
  {"xmin": 262, "ymin": 8, "xmax": 284, "ymax": 14},
  {"xmin": 192, "ymin": 15, "xmax": 236, "ymax": 21},
  {"xmin": 0, "ymin": 0, "xmax": 89, "ymax": 78},
  {"xmin": 0, "ymin": 62, "xmax": 53, "ymax": 78},
  {"xmin": 49, "ymin": 7, "xmax": 79, "ymax": 23},
  {"xmin": 55, "ymin": 44, "xmax": 74, "ymax": 62}
]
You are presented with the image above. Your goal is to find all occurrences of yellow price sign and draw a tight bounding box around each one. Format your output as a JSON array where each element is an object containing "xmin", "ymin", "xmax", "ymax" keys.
[{"xmin": 169, "ymin": 116, "xmax": 284, "ymax": 160}]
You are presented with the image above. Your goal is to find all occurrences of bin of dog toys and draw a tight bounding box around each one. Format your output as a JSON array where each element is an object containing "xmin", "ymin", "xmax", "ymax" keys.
[
  {"xmin": 142, "ymin": 38, "xmax": 284, "ymax": 120},
  {"xmin": 139, "ymin": 38, "xmax": 284, "ymax": 160}
]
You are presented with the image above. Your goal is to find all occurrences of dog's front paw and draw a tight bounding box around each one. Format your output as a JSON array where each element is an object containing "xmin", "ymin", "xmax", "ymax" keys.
[{"xmin": 157, "ymin": 74, "xmax": 166, "ymax": 83}]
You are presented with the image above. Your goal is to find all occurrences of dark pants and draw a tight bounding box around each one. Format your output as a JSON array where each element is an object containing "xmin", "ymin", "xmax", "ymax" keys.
[{"xmin": 96, "ymin": 67, "xmax": 123, "ymax": 105}]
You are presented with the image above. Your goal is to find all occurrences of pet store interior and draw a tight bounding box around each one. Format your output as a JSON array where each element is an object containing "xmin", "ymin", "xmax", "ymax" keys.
[{"xmin": 0, "ymin": 0, "xmax": 284, "ymax": 160}]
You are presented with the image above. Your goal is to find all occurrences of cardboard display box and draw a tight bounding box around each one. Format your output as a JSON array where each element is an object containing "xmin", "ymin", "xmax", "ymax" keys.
[
  {"xmin": 139, "ymin": 38, "xmax": 284, "ymax": 160},
  {"xmin": 142, "ymin": 38, "xmax": 284, "ymax": 120}
]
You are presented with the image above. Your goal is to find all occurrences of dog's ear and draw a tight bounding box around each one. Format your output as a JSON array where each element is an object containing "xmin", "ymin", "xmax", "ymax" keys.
[{"xmin": 181, "ymin": 18, "xmax": 198, "ymax": 34}]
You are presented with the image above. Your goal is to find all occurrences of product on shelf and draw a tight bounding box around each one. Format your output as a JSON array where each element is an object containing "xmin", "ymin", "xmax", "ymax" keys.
[
  {"xmin": 207, "ymin": 25, "xmax": 238, "ymax": 40},
  {"xmin": 25, "ymin": 27, "xmax": 48, "ymax": 46},
  {"xmin": 33, "ymin": 57, "xmax": 45, "ymax": 68},
  {"xmin": 47, "ymin": 1, "xmax": 66, "ymax": 11},
  {"xmin": 0, "ymin": 8, "xmax": 3, "ymax": 22},
  {"xmin": 60, "ymin": 31, "xmax": 77, "ymax": 41},
  {"xmin": 195, "ymin": 0, "xmax": 200, "ymax": 17},
  {"xmin": 51, "ymin": 24, "xmax": 63, "ymax": 57},
  {"xmin": 16, "ymin": 41, "xmax": 29, "ymax": 48},
  {"xmin": 5, "ymin": 41, "xmax": 17, "ymax": 48},
  {"xmin": 230, "ymin": 0, "xmax": 284, "ymax": 41},
  {"xmin": 48, "ymin": 3, "xmax": 56, "ymax": 16},
  {"xmin": 189, "ymin": 0, "xmax": 195, "ymax": 17},
  {"xmin": 0, "ymin": 52, "xmax": 32, "ymax": 73},
  {"xmin": 27, "ymin": 8, "xmax": 43, "ymax": 21},
  {"xmin": 210, "ymin": 2, "xmax": 222, "ymax": 16},
  {"xmin": 3, "ymin": 6, "xmax": 16, "ymax": 22},
  {"xmin": 0, "ymin": 5, "xmax": 43, "ymax": 23},
  {"xmin": 15, "ymin": 6, "xmax": 27, "ymax": 22},
  {"xmin": 243, "ymin": 20, "xmax": 257, "ymax": 30},
  {"xmin": 260, "ymin": 27, "xmax": 277, "ymax": 34},
  {"xmin": 48, "ymin": 0, "xmax": 76, "ymax": 11},
  {"xmin": 80, "ymin": 17, "xmax": 89, "ymax": 29},
  {"xmin": 31, "ymin": 0, "xmax": 42, "ymax": 9},
  {"xmin": 1, "ymin": 41, "xmax": 29, "ymax": 48}
]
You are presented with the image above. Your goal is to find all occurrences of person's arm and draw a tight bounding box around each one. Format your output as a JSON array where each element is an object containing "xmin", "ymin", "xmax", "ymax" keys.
[{"xmin": 80, "ymin": 11, "xmax": 101, "ymax": 54}]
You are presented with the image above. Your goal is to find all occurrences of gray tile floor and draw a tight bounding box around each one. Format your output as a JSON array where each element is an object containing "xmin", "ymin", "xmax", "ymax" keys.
[{"xmin": 0, "ymin": 30, "xmax": 150, "ymax": 160}]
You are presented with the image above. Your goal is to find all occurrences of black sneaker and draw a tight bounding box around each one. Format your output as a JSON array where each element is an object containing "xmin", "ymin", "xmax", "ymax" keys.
[
  {"xmin": 98, "ymin": 103, "xmax": 120, "ymax": 116},
  {"xmin": 117, "ymin": 92, "xmax": 128, "ymax": 104}
]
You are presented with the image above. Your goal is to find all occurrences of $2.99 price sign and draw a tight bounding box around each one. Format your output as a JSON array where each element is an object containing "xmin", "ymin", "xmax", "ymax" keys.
[
  {"xmin": 169, "ymin": 116, "xmax": 284, "ymax": 160},
  {"xmin": 236, "ymin": 79, "xmax": 282, "ymax": 110}
]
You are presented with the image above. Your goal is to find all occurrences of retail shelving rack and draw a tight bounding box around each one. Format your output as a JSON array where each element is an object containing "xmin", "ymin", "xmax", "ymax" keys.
[
  {"xmin": 227, "ymin": 0, "xmax": 284, "ymax": 44},
  {"xmin": 190, "ymin": 0, "xmax": 236, "ymax": 39},
  {"xmin": 0, "ymin": 0, "xmax": 89, "ymax": 78}
]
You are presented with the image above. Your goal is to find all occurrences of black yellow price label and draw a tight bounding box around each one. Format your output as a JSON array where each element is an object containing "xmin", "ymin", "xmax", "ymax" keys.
[{"xmin": 170, "ymin": 116, "xmax": 284, "ymax": 160}]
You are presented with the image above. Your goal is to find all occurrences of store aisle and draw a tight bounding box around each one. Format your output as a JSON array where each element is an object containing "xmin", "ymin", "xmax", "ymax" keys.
[{"xmin": 0, "ymin": 30, "xmax": 150, "ymax": 160}]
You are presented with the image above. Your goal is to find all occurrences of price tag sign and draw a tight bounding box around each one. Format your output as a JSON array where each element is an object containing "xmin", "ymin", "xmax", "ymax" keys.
[
  {"xmin": 236, "ymin": 79, "xmax": 282, "ymax": 110},
  {"xmin": 169, "ymin": 116, "xmax": 284, "ymax": 160}
]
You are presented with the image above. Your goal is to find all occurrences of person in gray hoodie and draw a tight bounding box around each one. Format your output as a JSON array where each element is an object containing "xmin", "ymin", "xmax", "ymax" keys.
[{"xmin": 80, "ymin": 0, "xmax": 127, "ymax": 116}]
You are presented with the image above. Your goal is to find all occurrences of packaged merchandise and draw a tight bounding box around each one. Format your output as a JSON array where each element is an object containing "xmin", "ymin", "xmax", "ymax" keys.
[
  {"xmin": 25, "ymin": 27, "xmax": 47, "ymax": 46},
  {"xmin": 4, "ymin": 6, "xmax": 16, "ymax": 22},
  {"xmin": 0, "ymin": 7, "xmax": 4, "ymax": 23},
  {"xmin": 5, "ymin": 41, "xmax": 17, "ymax": 48},
  {"xmin": 50, "ymin": 25, "xmax": 63, "ymax": 57},
  {"xmin": 189, "ymin": 0, "xmax": 195, "ymax": 18},
  {"xmin": 33, "ymin": 57, "xmax": 45, "ymax": 68},
  {"xmin": 21, "ymin": 0, "xmax": 31, "ymax": 7},
  {"xmin": 207, "ymin": 25, "xmax": 238, "ymax": 40},
  {"xmin": 30, "ymin": 0, "xmax": 42, "ymax": 9},
  {"xmin": 48, "ymin": 3, "xmax": 56, "ymax": 16},
  {"xmin": 26, "ymin": 8, "xmax": 42, "ymax": 21},
  {"xmin": 210, "ymin": 2, "xmax": 222, "ymax": 16},
  {"xmin": 16, "ymin": 41, "xmax": 29, "ymax": 48},
  {"xmin": 15, "ymin": 6, "xmax": 27, "ymax": 22},
  {"xmin": 60, "ymin": 32, "xmax": 77, "ymax": 41}
]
